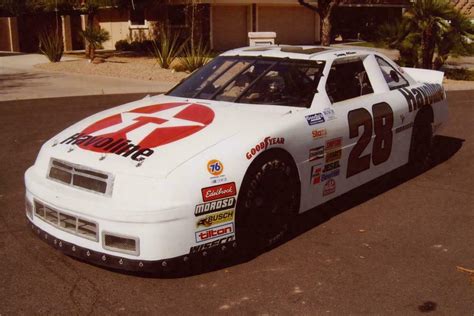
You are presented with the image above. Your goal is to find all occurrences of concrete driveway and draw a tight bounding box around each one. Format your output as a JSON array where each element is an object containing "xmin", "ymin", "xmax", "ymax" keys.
[{"xmin": 0, "ymin": 54, "xmax": 171, "ymax": 101}]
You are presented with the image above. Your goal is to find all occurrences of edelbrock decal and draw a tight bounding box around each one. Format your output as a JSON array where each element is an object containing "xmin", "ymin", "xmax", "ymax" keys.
[
  {"xmin": 201, "ymin": 183, "xmax": 236, "ymax": 202},
  {"xmin": 61, "ymin": 102, "xmax": 214, "ymax": 161}
]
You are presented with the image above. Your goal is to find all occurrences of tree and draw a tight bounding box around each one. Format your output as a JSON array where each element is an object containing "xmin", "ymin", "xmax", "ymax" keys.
[
  {"xmin": 298, "ymin": 0, "xmax": 341, "ymax": 46},
  {"xmin": 377, "ymin": 0, "xmax": 473, "ymax": 69}
]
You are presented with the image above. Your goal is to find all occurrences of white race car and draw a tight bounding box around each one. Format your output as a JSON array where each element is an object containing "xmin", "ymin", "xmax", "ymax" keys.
[{"xmin": 25, "ymin": 45, "xmax": 448, "ymax": 273}]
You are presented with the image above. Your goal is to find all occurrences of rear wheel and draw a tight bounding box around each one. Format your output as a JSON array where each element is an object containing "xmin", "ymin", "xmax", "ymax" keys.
[
  {"xmin": 235, "ymin": 152, "xmax": 300, "ymax": 255},
  {"xmin": 409, "ymin": 114, "xmax": 433, "ymax": 170}
]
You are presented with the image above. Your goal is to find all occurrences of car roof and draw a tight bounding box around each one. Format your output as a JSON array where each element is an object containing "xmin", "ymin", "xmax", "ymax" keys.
[{"xmin": 220, "ymin": 45, "xmax": 378, "ymax": 62}]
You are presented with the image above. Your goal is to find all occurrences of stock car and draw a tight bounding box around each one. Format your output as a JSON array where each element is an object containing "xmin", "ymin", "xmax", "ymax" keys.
[{"xmin": 24, "ymin": 45, "xmax": 448, "ymax": 273}]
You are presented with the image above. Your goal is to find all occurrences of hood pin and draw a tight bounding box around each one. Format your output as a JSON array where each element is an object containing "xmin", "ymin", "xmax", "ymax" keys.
[{"xmin": 99, "ymin": 154, "xmax": 106, "ymax": 161}]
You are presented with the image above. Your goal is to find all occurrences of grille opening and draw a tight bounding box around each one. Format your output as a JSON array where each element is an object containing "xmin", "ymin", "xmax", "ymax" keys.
[
  {"xmin": 48, "ymin": 159, "xmax": 113, "ymax": 196},
  {"xmin": 77, "ymin": 219, "xmax": 97, "ymax": 238},
  {"xmin": 25, "ymin": 198, "xmax": 33, "ymax": 219},
  {"xmin": 73, "ymin": 175, "xmax": 107, "ymax": 194},
  {"xmin": 45, "ymin": 208, "xmax": 59, "ymax": 225},
  {"xmin": 59, "ymin": 213, "xmax": 77, "ymax": 231},
  {"xmin": 34, "ymin": 201, "xmax": 45, "ymax": 218},
  {"xmin": 49, "ymin": 167, "xmax": 72, "ymax": 184},
  {"xmin": 104, "ymin": 234, "xmax": 138, "ymax": 255},
  {"xmin": 33, "ymin": 200, "xmax": 98, "ymax": 241}
]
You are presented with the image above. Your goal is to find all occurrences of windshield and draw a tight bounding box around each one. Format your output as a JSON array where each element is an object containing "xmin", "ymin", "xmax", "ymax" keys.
[{"xmin": 167, "ymin": 56, "xmax": 325, "ymax": 108}]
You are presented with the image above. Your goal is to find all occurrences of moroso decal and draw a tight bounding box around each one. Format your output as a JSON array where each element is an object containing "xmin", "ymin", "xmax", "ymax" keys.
[
  {"xmin": 311, "ymin": 166, "xmax": 322, "ymax": 185},
  {"xmin": 195, "ymin": 197, "xmax": 235, "ymax": 216},
  {"xmin": 246, "ymin": 137, "xmax": 285, "ymax": 160},
  {"xmin": 398, "ymin": 83, "xmax": 444, "ymax": 113},
  {"xmin": 61, "ymin": 102, "xmax": 214, "ymax": 161},
  {"xmin": 189, "ymin": 235, "xmax": 235, "ymax": 254},
  {"xmin": 195, "ymin": 223, "xmax": 234, "ymax": 243},
  {"xmin": 207, "ymin": 159, "xmax": 224, "ymax": 176},
  {"xmin": 305, "ymin": 113, "xmax": 325, "ymax": 125},
  {"xmin": 196, "ymin": 210, "xmax": 234, "ymax": 228},
  {"xmin": 201, "ymin": 183, "xmax": 236, "ymax": 202},
  {"xmin": 323, "ymin": 179, "xmax": 336, "ymax": 196}
]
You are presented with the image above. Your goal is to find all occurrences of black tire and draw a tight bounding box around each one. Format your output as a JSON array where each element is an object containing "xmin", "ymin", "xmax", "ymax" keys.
[
  {"xmin": 409, "ymin": 114, "xmax": 433, "ymax": 170},
  {"xmin": 235, "ymin": 151, "xmax": 300, "ymax": 256}
]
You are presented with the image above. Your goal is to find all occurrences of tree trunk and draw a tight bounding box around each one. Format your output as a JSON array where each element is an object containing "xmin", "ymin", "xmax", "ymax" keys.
[
  {"xmin": 85, "ymin": 11, "xmax": 95, "ymax": 59},
  {"xmin": 421, "ymin": 25, "xmax": 434, "ymax": 69},
  {"xmin": 321, "ymin": 14, "xmax": 332, "ymax": 46}
]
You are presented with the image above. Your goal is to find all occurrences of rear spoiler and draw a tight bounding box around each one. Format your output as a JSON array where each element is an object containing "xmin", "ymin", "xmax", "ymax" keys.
[{"xmin": 402, "ymin": 67, "xmax": 444, "ymax": 85}]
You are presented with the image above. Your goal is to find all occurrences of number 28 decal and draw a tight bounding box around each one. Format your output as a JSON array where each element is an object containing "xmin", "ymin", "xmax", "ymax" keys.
[{"xmin": 347, "ymin": 102, "xmax": 394, "ymax": 178}]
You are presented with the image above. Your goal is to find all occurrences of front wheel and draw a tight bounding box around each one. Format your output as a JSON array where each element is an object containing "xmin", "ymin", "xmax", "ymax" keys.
[{"xmin": 235, "ymin": 152, "xmax": 300, "ymax": 255}]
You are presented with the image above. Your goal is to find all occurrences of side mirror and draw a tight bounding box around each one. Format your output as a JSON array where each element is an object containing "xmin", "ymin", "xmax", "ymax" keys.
[{"xmin": 390, "ymin": 70, "xmax": 400, "ymax": 83}]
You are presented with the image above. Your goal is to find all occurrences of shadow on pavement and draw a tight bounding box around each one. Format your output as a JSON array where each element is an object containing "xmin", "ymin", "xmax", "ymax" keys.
[
  {"xmin": 105, "ymin": 135, "xmax": 464, "ymax": 278},
  {"xmin": 0, "ymin": 72, "xmax": 49, "ymax": 93}
]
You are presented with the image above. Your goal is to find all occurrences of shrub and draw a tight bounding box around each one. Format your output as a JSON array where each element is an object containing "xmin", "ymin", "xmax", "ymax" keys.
[
  {"xmin": 151, "ymin": 28, "xmax": 185, "ymax": 69},
  {"xmin": 180, "ymin": 39, "xmax": 212, "ymax": 72},
  {"xmin": 444, "ymin": 68, "xmax": 474, "ymax": 81},
  {"xmin": 38, "ymin": 30, "xmax": 64, "ymax": 63},
  {"xmin": 115, "ymin": 40, "xmax": 131, "ymax": 51},
  {"xmin": 80, "ymin": 27, "xmax": 110, "ymax": 60}
]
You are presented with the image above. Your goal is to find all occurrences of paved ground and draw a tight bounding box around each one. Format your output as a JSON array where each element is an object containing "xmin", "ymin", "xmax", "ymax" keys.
[
  {"xmin": 0, "ymin": 91, "xmax": 473, "ymax": 314},
  {"xmin": 0, "ymin": 54, "xmax": 171, "ymax": 101}
]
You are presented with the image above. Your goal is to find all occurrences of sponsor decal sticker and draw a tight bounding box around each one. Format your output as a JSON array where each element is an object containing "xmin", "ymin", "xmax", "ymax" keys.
[
  {"xmin": 323, "ymin": 179, "xmax": 336, "ymax": 196},
  {"xmin": 195, "ymin": 223, "xmax": 234, "ymax": 243},
  {"xmin": 196, "ymin": 210, "xmax": 234, "ymax": 228},
  {"xmin": 398, "ymin": 83, "xmax": 445, "ymax": 113},
  {"xmin": 323, "ymin": 161, "xmax": 340, "ymax": 172},
  {"xmin": 321, "ymin": 168, "xmax": 340, "ymax": 181},
  {"xmin": 60, "ymin": 102, "xmax": 214, "ymax": 161},
  {"xmin": 323, "ymin": 107, "xmax": 336, "ymax": 121},
  {"xmin": 207, "ymin": 159, "xmax": 224, "ymax": 176},
  {"xmin": 325, "ymin": 137, "xmax": 342, "ymax": 151},
  {"xmin": 309, "ymin": 146, "xmax": 325, "ymax": 162},
  {"xmin": 195, "ymin": 197, "xmax": 236, "ymax": 216},
  {"xmin": 395, "ymin": 122, "xmax": 414, "ymax": 134},
  {"xmin": 311, "ymin": 166, "xmax": 322, "ymax": 185},
  {"xmin": 246, "ymin": 137, "xmax": 285, "ymax": 160},
  {"xmin": 326, "ymin": 150, "xmax": 341, "ymax": 163},
  {"xmin": 312, "ymin": 129, "xmax": 327, "ymax": 139},
  {"xmin": 201, "ymin": 182, "xmax": 236, "ymax": 202},
  {"xmin": 189, "ymin": 235, "xmax": 235, "ymax": 254},
  {"xmin": 305, "ymin": 113, "xmax": 325, "ymax": 125}
]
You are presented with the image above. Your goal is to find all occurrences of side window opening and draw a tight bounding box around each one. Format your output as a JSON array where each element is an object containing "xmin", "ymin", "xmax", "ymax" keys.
[
  {"xmin": 325, "ymin": 56, "xmax": 374, "ymax": 103},
  {"xmin": 375, "ymin": 56, "xmax": 409, "ymax": 90}
]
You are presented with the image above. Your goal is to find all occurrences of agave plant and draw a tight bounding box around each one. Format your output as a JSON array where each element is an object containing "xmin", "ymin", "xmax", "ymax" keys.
[
  {"xmin": 180, "ymin": 39, "xmax": 212, "ymax": 73},
  {"xmin": 151, "ymin": 27, "xmax": 186, "ymax": 69},
  {"xmin": 80, "ymin": 27, "xmax": 110, "ymax": 61},
  {"xmin": 38, "ymin": 30, "xmax": 64, "ymax": 63}
]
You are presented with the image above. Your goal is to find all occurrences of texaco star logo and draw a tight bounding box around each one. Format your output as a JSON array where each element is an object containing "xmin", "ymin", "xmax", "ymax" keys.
[{"xmin": 61, "ymin": 102, "xmax": 215, "ymax": 161}]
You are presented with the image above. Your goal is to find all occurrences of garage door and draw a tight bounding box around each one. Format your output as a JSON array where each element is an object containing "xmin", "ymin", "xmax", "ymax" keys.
[
  {"xmin": 258, "ymin": 6, "xmax": 319, "ymax": 45},
  {"xmin": 212, "ymin": 5, "xmax": 249, "ymax": 51}
]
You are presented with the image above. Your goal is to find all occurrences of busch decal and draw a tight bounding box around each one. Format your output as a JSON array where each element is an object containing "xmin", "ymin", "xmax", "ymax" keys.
[
  {"xmin": 201, "ymin": 182, "xmax": 236, "ymax": 202},
  {"xmin": 246, "ymin": 137, "xmax": 285, "ymax": 160},
  {"xmin": 196, "ymin": 210, "xmax": 234, "ymax": 228},
  {"xmin": 60, "ymin": 102, "xmax": 214, "ymax": 161},
  {"xmin": 195, "ymin": 223, "xmax": 234, "ymax": 243}
]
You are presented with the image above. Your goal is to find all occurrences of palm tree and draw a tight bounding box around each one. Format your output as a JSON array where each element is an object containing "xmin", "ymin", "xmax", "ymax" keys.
[{"xmin": 378, "ymin": 0, "xmax": 473, "ymax": 69}]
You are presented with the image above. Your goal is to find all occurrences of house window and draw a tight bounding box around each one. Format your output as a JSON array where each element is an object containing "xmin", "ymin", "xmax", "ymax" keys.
[
  {"xmin": 169, "ymin": 5, "xmax": 187, "ymax": 27},
  {"xmin": 130, "ymin": 8, "xmax": 146, "ymax": 27}
]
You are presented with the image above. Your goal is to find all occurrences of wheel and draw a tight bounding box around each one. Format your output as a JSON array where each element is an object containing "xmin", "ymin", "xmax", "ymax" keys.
[
  {"xmin": 235, "ymin": 152, "xmax": 300, "ymax": 255},
  {"xmin": 409, "ymin": 115, "xmax": 433, "ymax": 170}
]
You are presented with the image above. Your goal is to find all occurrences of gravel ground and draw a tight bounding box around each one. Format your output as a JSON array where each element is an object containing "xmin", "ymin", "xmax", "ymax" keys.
[
  {"xmin": 34, "ymin": 55, "xmax": 474, "ymax": 91},
  {"xmin": 34, "ymin": 56, "xmax": 189, "ymax": 83}
]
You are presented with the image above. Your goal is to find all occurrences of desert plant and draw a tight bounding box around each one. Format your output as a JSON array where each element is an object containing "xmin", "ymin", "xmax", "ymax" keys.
[
  {"xmin": 115, "ymin": 39, "xmax": 131, "ymax": 51},
  {"xmin": 180, "ymin": 39, "xmax": 212, "ymax": 72},
  {"xmin": 151, "ymin": 28, "xmax": 185, "ymax": 69},
  {"xmin": 80, "ymin": 27, "xmax": 110, "ymax": 61},
  {"xmin": 38, "ymin": 30, "xmax": 64, "ymax": 62}
]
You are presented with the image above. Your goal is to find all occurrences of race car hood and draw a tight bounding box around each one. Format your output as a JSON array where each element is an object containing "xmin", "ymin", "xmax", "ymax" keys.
[{"xmin": 36, "ymin": 94, "xmax": 293, "ymax": 178}]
